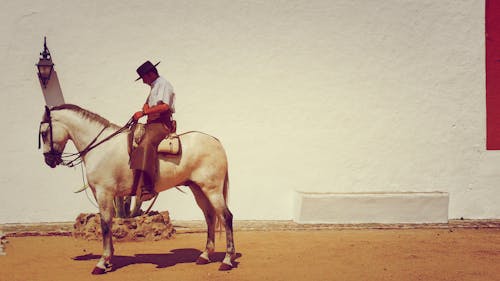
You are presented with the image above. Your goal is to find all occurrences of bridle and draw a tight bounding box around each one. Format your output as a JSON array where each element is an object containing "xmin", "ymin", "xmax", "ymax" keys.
[
  {"xmin": 38, "ymin": 106, "xmax": 135, "ymax": 167},
  {"xmin": 39, "ymin": 106, "xmax": 60, "ymax": 163},
  {"xmin": 39, "ymin": 106, "xmax": 53, "ymax": 150}
]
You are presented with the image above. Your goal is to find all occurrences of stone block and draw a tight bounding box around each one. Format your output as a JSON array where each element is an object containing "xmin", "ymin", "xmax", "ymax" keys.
[{"xmin": 294, "ymin": 191, "xmax": 449, "ymax": 224}]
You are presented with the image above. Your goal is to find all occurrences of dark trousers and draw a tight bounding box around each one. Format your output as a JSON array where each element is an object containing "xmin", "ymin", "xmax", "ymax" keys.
[{"xmin": 129, "ymin": 122, "xmax": 170, "ymax": 182}]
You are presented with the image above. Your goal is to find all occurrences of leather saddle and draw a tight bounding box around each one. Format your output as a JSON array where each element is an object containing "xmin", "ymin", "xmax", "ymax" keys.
[{"xmin": 128, "ymin": 123, "xmax": 181, "ymax": 155}]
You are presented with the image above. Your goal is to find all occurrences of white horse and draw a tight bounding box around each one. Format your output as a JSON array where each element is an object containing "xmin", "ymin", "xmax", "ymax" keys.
[{"xmin": 38, "ymin": 104, "xmax": 235, "ymax": 274}]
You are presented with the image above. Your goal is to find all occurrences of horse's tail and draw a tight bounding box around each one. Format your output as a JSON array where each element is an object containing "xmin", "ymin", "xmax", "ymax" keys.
[
  {"xmin": 216, "ymin": 169, "xmax": 230, "ymax": 235},
  {"xmin": 223, "ymin": 169, "xmax": 230, "ymax": 204}
]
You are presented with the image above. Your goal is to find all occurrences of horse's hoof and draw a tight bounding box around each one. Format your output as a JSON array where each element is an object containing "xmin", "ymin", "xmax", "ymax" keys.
[
  {"xmin": 196, "ymin": 256, "xmax": 210, "ymax": 265},
  {"xmin": 218, "ymin": 263, "xmax": 233, "ymax": 271},
  {"xmin": 91, "ymin": 267, "xmax": 106, "ymax": 275}
]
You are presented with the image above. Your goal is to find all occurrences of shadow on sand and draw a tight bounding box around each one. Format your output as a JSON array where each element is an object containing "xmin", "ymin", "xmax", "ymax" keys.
[{"xmin": 73, "ymin": 248, "xmax": 241, "ymax": 272}]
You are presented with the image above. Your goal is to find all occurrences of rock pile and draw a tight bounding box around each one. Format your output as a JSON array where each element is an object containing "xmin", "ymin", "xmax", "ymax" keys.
[
  {"xmin": 0, "ymin": 231, "xmax": 7, "ymax": 256},
  {"xmin": 73, "ymin": 211, "xmax": 175, "ymax": 242}
]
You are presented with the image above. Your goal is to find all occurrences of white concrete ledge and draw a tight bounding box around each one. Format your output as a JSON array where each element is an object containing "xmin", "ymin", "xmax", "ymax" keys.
[{"xmin": 293, "ymin": 191, "xmax": 449, "ymax": 224}]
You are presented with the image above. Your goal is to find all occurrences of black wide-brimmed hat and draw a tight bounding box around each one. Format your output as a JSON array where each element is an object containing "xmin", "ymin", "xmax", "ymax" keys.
[{"xmin": 135, "ymin": 60, "xmax": 160, "ymax": 81}]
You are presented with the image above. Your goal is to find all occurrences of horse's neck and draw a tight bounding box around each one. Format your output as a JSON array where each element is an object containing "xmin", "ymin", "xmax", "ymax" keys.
[{"xmin": 58, "ymin": 110, "xmax": 111, "ymax": 153}]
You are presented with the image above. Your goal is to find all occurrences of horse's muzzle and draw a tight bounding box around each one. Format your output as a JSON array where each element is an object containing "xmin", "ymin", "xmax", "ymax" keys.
[{"xmin": 44, "ymin": 152, "xmax": 62, "ymax": 168}]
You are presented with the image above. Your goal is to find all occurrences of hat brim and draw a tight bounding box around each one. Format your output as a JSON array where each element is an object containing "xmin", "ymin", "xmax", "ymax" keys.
[{"xmin": 135, "ymin": 61, "xmax": 161, "ymax": 81}]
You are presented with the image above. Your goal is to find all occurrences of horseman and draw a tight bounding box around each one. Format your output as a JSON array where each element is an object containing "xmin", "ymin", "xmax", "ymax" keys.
[{"xmin": 130, "ymin": 60, "xmax": 176, "ymax": 201}]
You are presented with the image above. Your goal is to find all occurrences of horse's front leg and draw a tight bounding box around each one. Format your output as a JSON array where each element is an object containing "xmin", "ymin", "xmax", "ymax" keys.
[{"xmin": 92, "ymin": 190, "xmax": 115, "ymax": 275}]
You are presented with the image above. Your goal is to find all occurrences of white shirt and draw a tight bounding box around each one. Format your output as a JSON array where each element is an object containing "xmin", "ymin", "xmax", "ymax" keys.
[{"xmin": 147, "ymin": 76, "xmax": 175, "ymax": 113}]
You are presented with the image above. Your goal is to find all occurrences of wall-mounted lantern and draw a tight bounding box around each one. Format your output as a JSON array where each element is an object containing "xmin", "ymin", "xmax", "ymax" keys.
[
  {"xmin": 36, "ymin": 37, "xmax": 54, "ymax": 88},
  {"xmin": 36, "ymin": 36, "xmax": 64, "ymax": 107}
]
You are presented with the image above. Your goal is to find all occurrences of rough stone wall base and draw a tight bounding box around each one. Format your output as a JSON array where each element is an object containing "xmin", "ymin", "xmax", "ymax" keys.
[{"xmin": 73, "ymin": 211, "xmax": 175, "ymax": 242}]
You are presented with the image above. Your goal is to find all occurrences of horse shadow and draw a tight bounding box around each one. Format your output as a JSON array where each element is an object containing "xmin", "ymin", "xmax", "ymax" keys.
[{"xmin": 73, "ymin": 249, "xmax": 242, "ymax": 272}]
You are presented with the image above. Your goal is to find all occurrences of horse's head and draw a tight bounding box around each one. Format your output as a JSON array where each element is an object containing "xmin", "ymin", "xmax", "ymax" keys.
[{"xmin": 39, "ymin": 106, "xmax": 70, "ymax": 168}]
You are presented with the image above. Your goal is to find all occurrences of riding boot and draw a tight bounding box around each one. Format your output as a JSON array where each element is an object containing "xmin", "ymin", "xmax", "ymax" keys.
[{"xmin": 139, "ymin": 171, "xmax": 157, "ymax": 201}]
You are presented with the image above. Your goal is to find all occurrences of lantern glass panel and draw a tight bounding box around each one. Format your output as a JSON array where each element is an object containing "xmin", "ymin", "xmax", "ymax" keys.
[{"xmin": 37, "ymin": 59, "xmax": 53, "ymax": 80}]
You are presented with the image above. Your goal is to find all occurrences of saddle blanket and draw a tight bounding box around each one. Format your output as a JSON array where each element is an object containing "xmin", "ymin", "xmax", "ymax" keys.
[{"xmin": 131, "ymin": 123, "xmax": 180, "ymax": 155}]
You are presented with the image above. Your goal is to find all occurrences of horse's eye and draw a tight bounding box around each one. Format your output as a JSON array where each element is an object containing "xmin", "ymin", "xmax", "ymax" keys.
[{"xmin": 41, "ymin": 131, "xmax": 48, "ymax": 138}]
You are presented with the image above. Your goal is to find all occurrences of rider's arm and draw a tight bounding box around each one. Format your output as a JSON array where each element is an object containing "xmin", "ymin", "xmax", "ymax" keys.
[{"xmin": 143, "ymin": 101, "xmax": 170, "ymax": 115}]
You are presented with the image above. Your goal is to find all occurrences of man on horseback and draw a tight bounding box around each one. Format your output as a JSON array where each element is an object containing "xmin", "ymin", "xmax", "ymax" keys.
[{"xmin": 130, "ymin": 60, "xmax": 175, "ymax": 201}]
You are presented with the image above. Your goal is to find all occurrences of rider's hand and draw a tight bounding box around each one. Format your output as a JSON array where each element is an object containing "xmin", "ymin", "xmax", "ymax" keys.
[{"xmin": 132, "ymin": 111, "xmax": 144, "ymax": 121}]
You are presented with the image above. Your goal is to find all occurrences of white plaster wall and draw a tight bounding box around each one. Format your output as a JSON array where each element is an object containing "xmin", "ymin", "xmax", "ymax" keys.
[{"xmin": 0, "ymin": 0, "xmax": 496, "ymax": 223}]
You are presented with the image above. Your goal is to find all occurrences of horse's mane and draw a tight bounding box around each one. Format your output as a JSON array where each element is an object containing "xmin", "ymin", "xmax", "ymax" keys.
[{"xmin": 49, "ymin": 104, "xmax": 117, "ymax": 128}]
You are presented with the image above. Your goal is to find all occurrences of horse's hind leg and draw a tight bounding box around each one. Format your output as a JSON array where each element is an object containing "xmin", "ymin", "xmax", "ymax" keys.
[
  {"xmin": 219, "ymin": 205, "xmax": 235, "ymax": 271},
  {"xmin": 188, "ymin": 183, "xmax": 216, "ymax": 264},
  {"xmin": 206, "ymin": 192, "xmax": 235, "ymax": 271}
]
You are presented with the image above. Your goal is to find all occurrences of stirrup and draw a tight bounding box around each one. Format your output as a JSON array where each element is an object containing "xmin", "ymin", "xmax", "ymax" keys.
[{"xmin": 140, "ymin": 189, "xmax": 157, "ymax": 201}]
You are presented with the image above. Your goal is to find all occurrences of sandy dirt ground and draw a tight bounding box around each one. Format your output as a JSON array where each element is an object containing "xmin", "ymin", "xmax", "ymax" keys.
[{"xmin": 1, "ymin": 228, "xmax": 500, "ymax": 281}]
